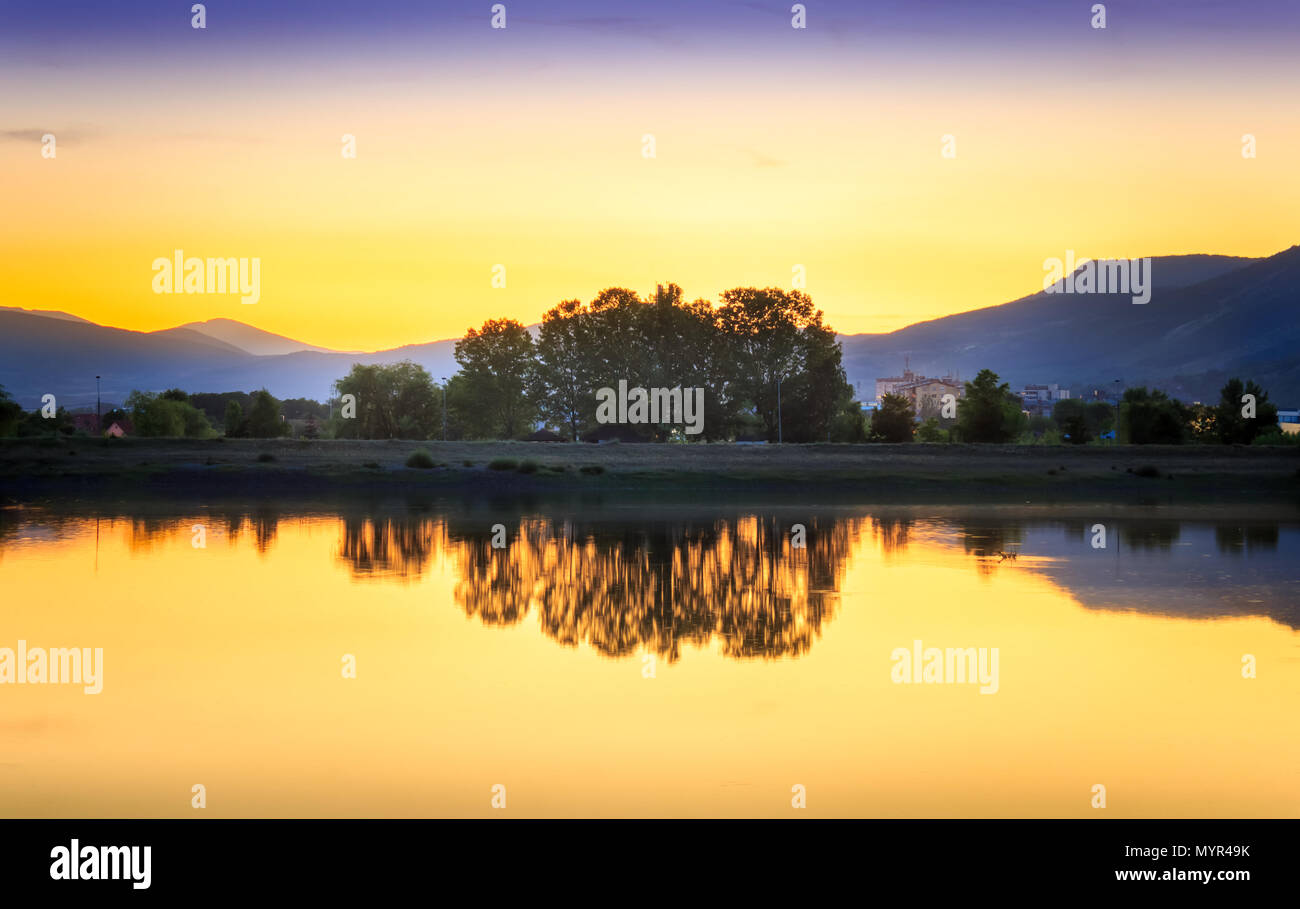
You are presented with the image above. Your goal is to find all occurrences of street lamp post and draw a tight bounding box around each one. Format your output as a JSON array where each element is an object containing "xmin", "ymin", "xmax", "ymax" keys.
[
  {"xmin": 440, "ymin": 378, "xmax": 448, "ymax": 441},
  {"xmin": 1114, "ymin": 379, "xmax": 1122, "ymax": 444},
  {"xmin": 95, "ymin": 376, "xmax": 101, "ymax": 434},
  {"xmin": 777, "ymin": 373, "xmax": 783, "ymax": 444}
]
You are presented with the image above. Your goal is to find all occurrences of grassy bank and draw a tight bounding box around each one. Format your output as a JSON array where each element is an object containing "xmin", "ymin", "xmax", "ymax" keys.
[{"xmin": 2, "ymin": 437, "xmax": 1298, "ymax": 504}]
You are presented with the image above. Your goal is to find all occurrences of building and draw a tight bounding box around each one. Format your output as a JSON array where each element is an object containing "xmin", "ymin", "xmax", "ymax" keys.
[
  {"xmin": 1019, "ymin": 383, "xmax": 1070, "ymax": 417},
  {"xmin": 875, "ymin": 359, "xmax": 964, "ymax": 415},
  {"xmin": 894, "ymin": 377, "xmax": 964, "ymax": 418},
  {"xmin": 1278, "ymin": 410, "xmax": 1300, "ymax": 435}
]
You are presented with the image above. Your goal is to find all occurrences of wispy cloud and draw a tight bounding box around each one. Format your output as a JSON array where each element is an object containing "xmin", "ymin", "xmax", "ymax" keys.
[{"xmin": 0, "ymin": 127, "xmax": 94, "ymax": 144}]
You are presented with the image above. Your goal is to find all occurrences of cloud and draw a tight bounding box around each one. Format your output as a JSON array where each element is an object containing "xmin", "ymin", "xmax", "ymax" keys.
[{"xmin": 0, "ymin": 127, "xmax": 93, "ymax": 144}]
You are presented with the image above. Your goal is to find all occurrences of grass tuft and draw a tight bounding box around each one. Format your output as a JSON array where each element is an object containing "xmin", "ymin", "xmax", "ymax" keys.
[{"xmin": 405, "ymin": 450, "xmax": 436, "ymax": 469}]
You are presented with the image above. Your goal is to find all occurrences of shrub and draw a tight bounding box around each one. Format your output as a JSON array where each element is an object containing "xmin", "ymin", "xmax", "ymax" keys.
[
  {"xmin": 405, "ymin": 450, "xmax": 436, "ymax": 469},
  {"xmin": 517, "ymin": 459, "xmax": 539, "ymax": 474},
  {"xmin": 256, "ymin": 452, "xmax": 276, "ymax": 463},
  {"xmin": 488, "ymin": 458, "xmax": 518, "ymax": 471},
  {"xmin": 363, "ymin": 460, "xmax": 381, "ymax": 469},
  {"xmin": 579, "ymin": 464, "xmax": 605, "ymax": 475},
  {"xmin": 1134, "ymin": 464, "xmax": 1160, "ymax": 478}
]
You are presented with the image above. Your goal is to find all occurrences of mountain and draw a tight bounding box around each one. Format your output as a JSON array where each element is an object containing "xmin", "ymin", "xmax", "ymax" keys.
[
  {"xmin": 838, "ymin": 249, "xmax": 1300, "ymax": 404},
  {"xmin": 2, "ymin": 246, "xmax": 1297, "ymax": 409},
  {"xmin": 0, "ymin": 305, "xmax": 96, "ymax": 325},
  {"xmin": 165, "ymin": 318, "xmax": 341, "ymax": 356},
  {"xmin": 0, "ymin": 309, "xmax": 458, "ymax": 409}
]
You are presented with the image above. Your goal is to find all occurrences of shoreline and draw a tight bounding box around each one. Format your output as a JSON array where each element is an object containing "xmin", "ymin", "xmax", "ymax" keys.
[{"xmin": 2, "ymin": 438, "xmax": 1298, "ymax": 504}]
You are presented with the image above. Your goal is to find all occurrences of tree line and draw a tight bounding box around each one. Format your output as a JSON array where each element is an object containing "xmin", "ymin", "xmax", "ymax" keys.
[
  {"xmin": 872, "ymin": 370, "xmax": 1286, "ymax": 445},
  {"xmin": 330, "ymin": 284, "xmax": 863, "ymax": 442},
  {"xmin": 0, "ymin": 283, "xmax": 1289, "ymax": 446}
]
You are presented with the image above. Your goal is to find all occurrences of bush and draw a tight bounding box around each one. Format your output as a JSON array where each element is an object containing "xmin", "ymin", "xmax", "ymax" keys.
[
  {"xmin": 406, "ymin": 450, "xmax": 436, "ymax": 469},
  {"xmin": 256, "ymin": 452, "xmax": 276, "ymax": 463},
  {"xmin": 1133, "ymin": 464, "xmax": 1160, "ymax": 478},
  {"xmin": 363, "ymin": 460, "xmax": 381, "ymax": 469},
  {"xmin": 517, "ymin": 459, "xmax": 539, "ymax": 474},
  {"xmin": 579, "ymin": 464, "xmax": 605, "ymax": 475},
  {"xmin": 871, "ymin": 394, "xmax": 915, "ymax": 443},
  {"xmin": 488, "ymin": 458, "xmax": 518, "ymax": 471}
]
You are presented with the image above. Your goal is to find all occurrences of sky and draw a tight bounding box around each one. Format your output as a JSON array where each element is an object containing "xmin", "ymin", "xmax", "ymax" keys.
[{"xmin": 1, "ymin": 0, "xmax": 1298, "ymax": 352}]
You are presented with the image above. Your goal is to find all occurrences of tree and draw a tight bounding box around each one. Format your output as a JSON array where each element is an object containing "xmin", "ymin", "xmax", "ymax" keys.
[
  {"xmin": 1052, "ymin": 398, "xmax": 1092, "ymax": 444},
  {"xmin": 452, "ymin": 319, "xmax": 537, "ymax": 439},
  {"xmin": 0, "ymin": 385, "xmax": 22, "ymax": 437},
  {"xmin": 871, "ymin": 393, "xmax": 915, "ymax": 442},
  {"xmin": 246, "ymin": 389, "xmax": 287, "ymax": 438},
  {"xmin": 125, "ymin": 390, "xmax": 213, "ymax": 438},
  {"xmin": 223, "ymin": 400, "xmax": 244, "ymax": 437},
  {"xmin": 1120, "ymin": 387, "xmax": 1188, "ymax": 444},
  {"xmin": 330, "ymin": 362, "xmax": 440, "ymax": 439},
  {"xmin": 533, "ymin": 299, "xmax": 591, "ymax": 440},
  {"xmin": 1214, "ymin": 378, "xmax": 1277, "ymax": 445},
  {"xmin": 1084, "ymin": 400, "xmax": 1115, "ymax": 439},
  {"xmin": 955, "ymin": 370, "xmax": 1024, "ymax": 443},
  {"xmin": 915, "ymin": 417, "xmax": 948, "ymax": 443},
  {"xmin": 717, "ymin": 287, "xmax": 841, "ymax": 441}
]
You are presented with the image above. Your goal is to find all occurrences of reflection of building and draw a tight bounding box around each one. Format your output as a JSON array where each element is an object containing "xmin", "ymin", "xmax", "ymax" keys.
[
  {"xmin": 1019, "ymin": 383, "xmax": 1070, "ymax": 416},
  {"xmin": 1279, "ymin": 410, "xmax": 1300, "ymax": 435}
]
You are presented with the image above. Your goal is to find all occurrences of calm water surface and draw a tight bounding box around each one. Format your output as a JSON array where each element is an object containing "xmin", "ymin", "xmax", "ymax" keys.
[{"xmin": 2, "ymin": 501, "xmax": 1297, "ymax": 818}]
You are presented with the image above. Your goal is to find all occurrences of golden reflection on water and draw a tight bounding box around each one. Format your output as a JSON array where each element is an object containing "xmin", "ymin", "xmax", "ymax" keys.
[{"xmin": 1, "ymin": 505, "xmax": 1297, "ymax": 818}]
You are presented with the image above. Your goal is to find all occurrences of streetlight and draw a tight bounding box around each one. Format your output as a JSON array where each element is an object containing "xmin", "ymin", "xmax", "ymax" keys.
[
  {"xmin": 777, "ymin": 373, "xmax": 783, "ymax": 444},
  {"xmin": 95, "ymin": 376, "xmax": 101, "ymax": 434},
  {"xmin": 440, "ymin": 378, "xmax": 448, "ymax": 441},
  {"xmin": 1113, "ymin": 378, "xmax": 1122, "ymax": 443}
]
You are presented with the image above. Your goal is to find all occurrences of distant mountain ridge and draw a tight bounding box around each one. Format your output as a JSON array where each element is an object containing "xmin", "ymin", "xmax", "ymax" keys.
[
  {"xmin": 0, "ymin": 310, "xmax": 460, "ymax": 408},
  {"xmin": 838, "ymin": 249, "xmax": 1300, "ymax": 404},
  {"xmin": 2, "ymin": 246, "xmax": 1298, "ymax": 409}
]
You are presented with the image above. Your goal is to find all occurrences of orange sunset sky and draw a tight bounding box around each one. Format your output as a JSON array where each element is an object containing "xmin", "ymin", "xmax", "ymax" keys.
[{"xmin": 2, "ymin": 2, "xmax": 1298, "ymax": 352}]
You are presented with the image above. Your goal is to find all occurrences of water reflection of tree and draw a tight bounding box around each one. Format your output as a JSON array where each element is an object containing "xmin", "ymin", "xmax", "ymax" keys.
[
  {"xmin": 1215, "ymin": 524, "xmax": 1279, "ymax": 553},
  {"xmin": 1120, "ymin": 522, "xmax": 1181, "ymax": 551},
  {"xmin": 451, "ymin": 515, "xmax": 861, "ymax": 662},
  {"xmin": 339, "ymin": 515, "xmax": 441, "ymax": 579},
  {"xmin": 959, "ymin": 522, "xmax": 1024, "ymax": 574},
  {"xmin": 871, "ymin": 516, "xmax": 912, "ymax": 555}
]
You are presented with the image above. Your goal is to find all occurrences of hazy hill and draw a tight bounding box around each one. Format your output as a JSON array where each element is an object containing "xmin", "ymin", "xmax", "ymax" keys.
[
  {"xmin": 166, "ymin": 318, "xmax": 341, "ymax": 356},
  {"xmin": 0, "ymin": 309, "xmax": 458, "ymax": 408},
  {"xmin": 839, "ymin": 250, "xmax": 1300, "ymax": 404}
]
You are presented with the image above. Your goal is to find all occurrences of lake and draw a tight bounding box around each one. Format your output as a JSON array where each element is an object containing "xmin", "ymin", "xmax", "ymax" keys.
[{"xmin": 2, "ymin": 499, "xmax": 1297, "ymax": 818}]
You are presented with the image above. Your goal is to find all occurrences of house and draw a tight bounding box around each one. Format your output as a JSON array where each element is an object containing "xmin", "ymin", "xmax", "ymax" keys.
[
  {"xmin": 105, "ymin": 422, "xmax": 127, "ymax": 438},
  {"xmin": 1278, "ymin": 410, "xmax": 1300, "ymax": 435}
]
